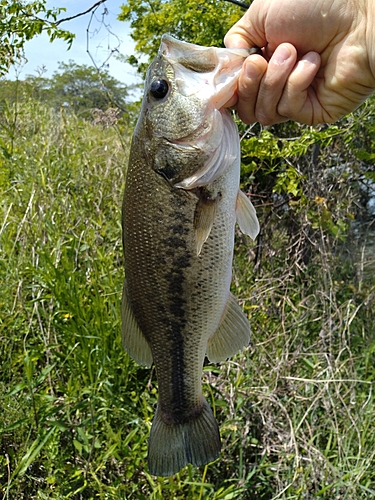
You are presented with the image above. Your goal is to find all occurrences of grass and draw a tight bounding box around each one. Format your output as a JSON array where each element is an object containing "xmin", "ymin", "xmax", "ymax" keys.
[{"xmin": 0, "ymin": 99, "xmax": 374, "ymax": 499}]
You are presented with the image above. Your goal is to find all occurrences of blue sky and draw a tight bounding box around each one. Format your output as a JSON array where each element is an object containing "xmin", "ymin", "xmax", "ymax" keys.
[{"xmin": 7, "ymin": 0, "xmax": 142, "ymax": 87}]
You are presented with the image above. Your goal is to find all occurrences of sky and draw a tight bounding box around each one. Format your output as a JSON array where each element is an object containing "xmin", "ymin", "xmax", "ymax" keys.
[{"xmin": 6, "ymin": 0, "xmax": 142, "ymax": 88}]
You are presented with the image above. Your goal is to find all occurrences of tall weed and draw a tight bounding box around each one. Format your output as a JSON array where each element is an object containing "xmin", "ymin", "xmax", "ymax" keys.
[{"xmin": 0, "ymin": 99, "xmax": 374, "ymax": 499}]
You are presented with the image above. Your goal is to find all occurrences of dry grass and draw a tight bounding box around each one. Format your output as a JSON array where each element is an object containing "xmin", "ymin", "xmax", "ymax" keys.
[{"xmin": 1, "ymin": 99, "xmax": 374, "ymax": 499}]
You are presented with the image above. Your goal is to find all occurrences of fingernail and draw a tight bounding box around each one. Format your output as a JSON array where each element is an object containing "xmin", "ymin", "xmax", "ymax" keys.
[
  {"xmin": 245, "ymin": 59, "xmax": 262, "ymax": 79},
  {"xmin": 301, "ymin": 51, "xmax": 320, "ymax": 65},
  {"xmin": 272, "ymin": 45, "xmax": 292, "ymax": 65}
]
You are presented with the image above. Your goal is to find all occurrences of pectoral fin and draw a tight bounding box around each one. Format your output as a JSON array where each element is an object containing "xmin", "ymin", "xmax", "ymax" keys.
[
  {"xmin": 206, "ymin": 293, "xmax": 251, "ymax": 363},
  {"xmin": 122, "ymin": 281, "xmax": 153, "ymax": 367},
  {"xmin": 236, "ymin": 190, "xmax": 259, "ymax": 240},
  {"xmin": 194, "ymin": 192, "xmax": 218, "ymax": 256}
]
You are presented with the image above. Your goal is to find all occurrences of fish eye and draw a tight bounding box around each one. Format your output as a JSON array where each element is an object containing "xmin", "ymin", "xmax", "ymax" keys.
[{"xmin": 150, "ymin": 79, "xmax": 169, "ymax": 99}]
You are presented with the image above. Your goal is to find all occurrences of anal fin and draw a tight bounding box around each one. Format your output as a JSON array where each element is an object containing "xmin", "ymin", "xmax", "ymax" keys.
[
  {"xmin": 206, "ymin": 293, "xmax": 251, "ymax": 363},
  {"xmin": 236, "ymin": 189, "xmax": 259, "ymax": 240},
  {"xmin": 122, "ymin": 281, "xmax": 153, "ymax": 367}
]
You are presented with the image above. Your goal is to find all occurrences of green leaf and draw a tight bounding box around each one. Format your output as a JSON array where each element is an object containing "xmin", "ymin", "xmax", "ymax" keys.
[
  {"xmin": 13, "ymin": 427, "xmax": 56, "ymax": 477},
  {"xmin": 73, "ymin": 439, "xmax": 83, "ymax": 454}
]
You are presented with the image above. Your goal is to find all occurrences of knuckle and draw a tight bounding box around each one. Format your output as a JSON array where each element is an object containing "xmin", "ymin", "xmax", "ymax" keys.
[
  {"xmin": 238, "ymin": 109, "xmax": 256, "ymax": 125},
  {"xmin": 256, "ymin": 110, "xmax": 277, "ymax": 126},
  {"xmin": 277, "ymin": 101, "xmax": 291, "ymax": 118}
]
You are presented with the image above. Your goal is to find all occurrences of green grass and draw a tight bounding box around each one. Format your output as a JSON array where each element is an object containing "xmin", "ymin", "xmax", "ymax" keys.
[{"xmin": 1, "ymin": 100, "xmax": 375, "ymax": 499}]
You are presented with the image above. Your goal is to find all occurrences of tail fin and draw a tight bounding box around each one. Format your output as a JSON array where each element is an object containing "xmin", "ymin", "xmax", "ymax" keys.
[{"xmin": 148, "ymin": 398, "xmax": 221, "ymax": 476}]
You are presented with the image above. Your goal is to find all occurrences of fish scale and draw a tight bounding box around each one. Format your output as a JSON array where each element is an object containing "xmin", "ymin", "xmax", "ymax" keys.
[{"xmin": 122, "ymin": 34, "xmax": 260, "ymax": 476}]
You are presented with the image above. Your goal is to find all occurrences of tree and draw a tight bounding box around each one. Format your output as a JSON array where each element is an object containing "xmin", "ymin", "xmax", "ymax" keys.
[
  {"xmin": 0, "ymin": 0, "xmax": 74, "ymax": 74},
  {"xmin": 118, "ymin": 0, "xmax": 244, "ymax": 75},
  {"xmin": 47, "ymin": 61, "xmax": 128, "ymax": 115},
  {"xmin": 0, "ymin": 0, "xmax": 111, "ymax": 76},
  {"xmin": 0, "ymin": 62, "xmax": 129, "ymax": 117}
]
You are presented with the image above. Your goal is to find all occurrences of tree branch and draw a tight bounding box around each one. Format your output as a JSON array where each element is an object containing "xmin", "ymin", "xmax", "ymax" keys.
[
  {"xmin": 223, "ymin": 0, "xmax": 250, "ymax": 9},
  {"xmin": 55, "ymin": 0, "xmax": 108, "ymax": 26}
]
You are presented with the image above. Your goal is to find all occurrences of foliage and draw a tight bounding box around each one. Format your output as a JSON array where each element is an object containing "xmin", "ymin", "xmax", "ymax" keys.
[
  {"xmin": 0, "ymin": 0, "xmax": 74, "ymax": 75},
  {"xmin": 0, "ymin": 3, "xmax": 375, "ymax": 500},
  {"xmin": 0, "ymin": 61, "xmax": 130, "ymax": 117},
  {"xmin": 47, "ymin": 61, "xmax": 127, "ymax": 115},
  {"xmin": 120, "ymin": 0, "xmax": 374, "ymax": 237},
  {"xmin": 0, "ymin": 91, "xmax": 375, "ymax": 498},
  {"xmin": 236, "ymin": 102, "xmax": 375, "ymax": 258},
  {"xmin": 0, "ymin": 4, "xmax": 375, "ymax": 497},
  {"xmin": 118, "ymin": 0, "xmax": 243, "ymax": 74},
  {"xmin": 43, "ymin": 61, "xmax": 129, "ymax": 116}
]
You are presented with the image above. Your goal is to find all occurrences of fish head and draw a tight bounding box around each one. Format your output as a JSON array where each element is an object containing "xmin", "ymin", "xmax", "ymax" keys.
[
  {"xmin": 153, "ymin": 34, "xmax": 250, "ymax": 111},
  {"xmin": 135, "ymin": 35, "xmax": 249, "ymax": 187}
]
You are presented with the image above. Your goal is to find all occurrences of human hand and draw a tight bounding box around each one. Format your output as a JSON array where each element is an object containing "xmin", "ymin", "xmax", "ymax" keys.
[{"xmin": 224, "ymin": 0, "xmax": 375, "ymax": 125}]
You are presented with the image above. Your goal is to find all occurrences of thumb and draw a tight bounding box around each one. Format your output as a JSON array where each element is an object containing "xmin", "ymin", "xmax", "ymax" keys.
[{"xmin": 224, "ymin": 5, "xmax": 267, "ymax": 49}]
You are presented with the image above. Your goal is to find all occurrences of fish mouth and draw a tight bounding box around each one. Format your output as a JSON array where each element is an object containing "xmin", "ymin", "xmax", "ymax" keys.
[
  {"xmin": 160, "ymin": 35, "xmax": 249, "ymax": 109},
  {"xmin": 151, "ymin": 35, "xmax": 247, "ymax": 189}
]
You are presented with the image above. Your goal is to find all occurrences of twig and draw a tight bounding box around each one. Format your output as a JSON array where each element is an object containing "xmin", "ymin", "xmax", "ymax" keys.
[
  {"xmin": 223, "ymin": 0, "xmax": 250, "ymax": 9},
  {"xmin": 55, "ymin": 0, "xmax": 108, "ymax": 26},
  {"xmin": 282, "ymin": 376, "xmax": 372, "ymax": 384},
  {"xmin": 85, "ymin": 4, "xmax": 128, "ymax": 113}
]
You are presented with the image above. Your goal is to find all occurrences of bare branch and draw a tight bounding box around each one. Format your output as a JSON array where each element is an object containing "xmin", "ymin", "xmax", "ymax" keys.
[
  {"xmin": 55, "ymin": 0, "xmax": 108, "ymax": 26},
  {"xmin": 223, "ymin": 0, "xmax": 250, "ymax": 9},
  {"xmin": 85, "ymin": 3, "xmax": 128, "ymax": 113}
]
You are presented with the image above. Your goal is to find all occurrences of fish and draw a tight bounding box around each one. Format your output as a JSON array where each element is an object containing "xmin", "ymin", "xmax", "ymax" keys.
[{"xmin": 121, "ymin": 34, "xmax": 260, "ymax": 477}]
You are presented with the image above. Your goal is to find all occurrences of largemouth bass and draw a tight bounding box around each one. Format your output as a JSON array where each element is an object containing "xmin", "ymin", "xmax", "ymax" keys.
[{"xmin": 122, "ymin": 34, "xmax": 259, "ymax": 477}]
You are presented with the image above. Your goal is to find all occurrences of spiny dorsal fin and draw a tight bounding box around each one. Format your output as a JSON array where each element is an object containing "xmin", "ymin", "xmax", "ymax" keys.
[
  {"xmin": 236, "ymin": 190, "xmax": 259, "ymax": 240},
  {"xmin": 206, "ymin": 293, "xmax": 251, "ymax": 363},
  {"xmin": 122, "ymin": 281, "xmax": 153, "ymax": 367}
]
